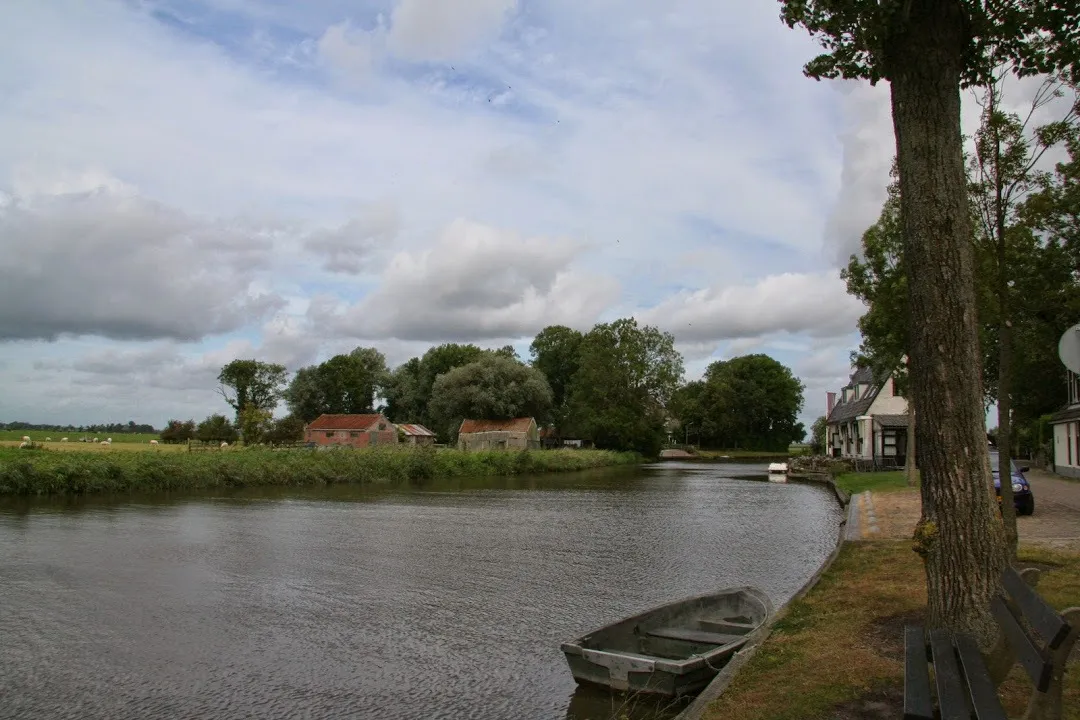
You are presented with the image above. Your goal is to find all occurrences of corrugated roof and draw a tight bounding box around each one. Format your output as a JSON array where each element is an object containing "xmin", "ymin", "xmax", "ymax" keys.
[
  {"xmin": 459, "ymin": 417, "xmax": 536, "ymax": 434},
  {"xmin": 306, "ymin": 414, "xmax": 385, "ymax": 430},
  {"xmin": 874, "ymin": 414, "xmax": 909, "ymax": 428},
  {"xmin": 397, "ymin": 423, "xmax": 436, "ymax": 437}
]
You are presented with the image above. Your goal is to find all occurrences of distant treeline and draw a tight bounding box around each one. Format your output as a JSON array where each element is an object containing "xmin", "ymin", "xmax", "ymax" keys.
[{"xmin": 1, "ymin": 421, "xmax": 158, "ymax": 434}]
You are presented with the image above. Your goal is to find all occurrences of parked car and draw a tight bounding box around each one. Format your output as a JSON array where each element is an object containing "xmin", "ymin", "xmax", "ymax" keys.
[{"xmin": 989, "ymin": 450, "xmax": 1034, "ymax": 515}]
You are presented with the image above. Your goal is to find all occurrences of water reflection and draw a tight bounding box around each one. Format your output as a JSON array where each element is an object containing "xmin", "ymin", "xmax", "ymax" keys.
[{"xmin": 0, "ymin": 463, "xmax": 841, "ymax": 720}]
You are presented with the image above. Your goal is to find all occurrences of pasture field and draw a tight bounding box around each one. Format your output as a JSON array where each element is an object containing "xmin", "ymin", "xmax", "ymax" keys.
[
  {"xmin": 0, "ymin": 431, "xmax": 161, "ymax": 444},
  {"xmin": 0, "ymin": 439, "xmax": 183, "ymax": 453}
]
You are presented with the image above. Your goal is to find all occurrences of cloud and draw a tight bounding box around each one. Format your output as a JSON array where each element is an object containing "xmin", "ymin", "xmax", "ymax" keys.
[
  {"xmin": 317, "ymin": 21, "xmax": 382, "ymax": 82},
  {"xmin": 303, "ymin": 203, "xmax": 401, "ymax": 274},
  {"xmin": 637, "ymin": 272, "xmax": 865, "ymax": 343},
  {"xmin": 388, "ymin": 0, "xmax": 518, "ymax": 61},
  {"xmin": 0, "ymin": 180, "xmax": 284, "ymax": 342},
  {"xmin": 326, "ymin": 218, "xmax": 619, "ymax": 341}
]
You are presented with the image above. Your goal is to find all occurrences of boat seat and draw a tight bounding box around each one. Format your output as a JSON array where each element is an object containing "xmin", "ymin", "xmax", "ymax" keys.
[
  {"xmin": 697, "ymin": 619, "xmax": 755, "ymax": 634},
  {"xmin": 645, "ymin": 626, "xmax": 744, "ymax": 645}
]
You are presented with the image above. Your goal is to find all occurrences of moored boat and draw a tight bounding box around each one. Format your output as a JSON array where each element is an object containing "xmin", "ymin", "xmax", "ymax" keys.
[
  {"xmin": 560, "ymin": 587, "xmax": 772, "ymax": 698},
  {"xmin": 767, "ymin": 462, "xmax": 788, "ymax": 474}
]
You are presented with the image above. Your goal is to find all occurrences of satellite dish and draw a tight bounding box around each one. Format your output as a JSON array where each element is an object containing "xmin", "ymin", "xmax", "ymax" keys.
[{"xmin": 1059, "ymin": 323, "xmax": 1080, "ymax": 374}]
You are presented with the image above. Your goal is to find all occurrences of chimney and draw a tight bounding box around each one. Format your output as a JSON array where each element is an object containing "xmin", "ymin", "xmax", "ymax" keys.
[{"xmin": 827, "ymin": 392, "xmax": 836, "ymax": 416}]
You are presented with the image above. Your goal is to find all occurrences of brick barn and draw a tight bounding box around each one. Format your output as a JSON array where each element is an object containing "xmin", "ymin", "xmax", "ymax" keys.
[{"xmin": 304, "ymin": 414, "xmax": 399, "ymax": 448}]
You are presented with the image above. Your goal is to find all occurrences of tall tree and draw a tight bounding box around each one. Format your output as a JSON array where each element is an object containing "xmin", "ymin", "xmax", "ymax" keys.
[
  {"xmin": 810, "ymin": 415, "xmax": 828, "ymax": 455},
  {"xmin": 566, "ymin": 318, "xmax": 684, "ymax": 456},
  {"xmin": 968, "ymin": 74, "xmax": 1078, "ymax": 554},
  {"xmin": 780, "ymin": 0, "xmax": 1080, "ymax": 647},
  {"xmin": 428, "ymin": 355, "xmax": 553, "ymax": 441},
  {"xmin": 217, "ymin": 359, "xmax": 288, "ymax": 432},
  {"xmin": 381, "ymin": 343, "xmax": 488, "ymax": 430},
  {"xmin": 529, "ymin": 325, "xmax": 585, "ymax": 432}
]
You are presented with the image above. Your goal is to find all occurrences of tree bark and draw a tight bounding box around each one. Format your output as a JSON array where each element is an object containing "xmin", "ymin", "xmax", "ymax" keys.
[
  {"xmin": 884, "ymin": 0, "xmax": 1009, "ymax": 649},
  {"xmin": 906, "ymin": 404, "xmax": 917, "ymax": 486}
]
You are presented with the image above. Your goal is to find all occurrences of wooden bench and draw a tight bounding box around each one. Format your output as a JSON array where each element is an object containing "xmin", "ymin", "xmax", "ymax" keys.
[
  {"xmin": 645, "ymin": 626, "xmax": 742, "ymax": 646},
  {"xmin": 904, "ymin": 566, "xmax": 1079, "ymax": 720}
]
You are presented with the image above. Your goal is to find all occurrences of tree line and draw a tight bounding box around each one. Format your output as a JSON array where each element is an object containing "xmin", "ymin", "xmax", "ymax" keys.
[
  {"xmin": 0, "ymin": 421, "xmax": 158, "ymax": 434},
  {"xmin": 197, "ymin": 318, "xmax": 806, "ymax": 456}
]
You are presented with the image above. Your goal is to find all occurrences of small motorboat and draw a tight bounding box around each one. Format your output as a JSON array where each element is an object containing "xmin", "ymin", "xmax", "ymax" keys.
[
  {"xmin": 560, "ymin": 587, "xmax": 772, "ymax": 698},
  {"xmin": 767, "ymin": 462, "xmax": 788, "ymax": 474}
]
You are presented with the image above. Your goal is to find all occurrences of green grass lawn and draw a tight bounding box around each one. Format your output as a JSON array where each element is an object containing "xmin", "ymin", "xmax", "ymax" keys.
[
  {"xmin": 0, "ymin": 431, "xmax": 160, "ymax": 444},
  {"xmin": 833, "ymin": 470, "xmax": 918, "ymax": 495}
]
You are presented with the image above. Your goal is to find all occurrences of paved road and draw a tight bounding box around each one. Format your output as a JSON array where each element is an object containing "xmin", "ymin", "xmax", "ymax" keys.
[{"xmin": 1020, "ymin": 469, "xmax": 1080, "ymax": 551}]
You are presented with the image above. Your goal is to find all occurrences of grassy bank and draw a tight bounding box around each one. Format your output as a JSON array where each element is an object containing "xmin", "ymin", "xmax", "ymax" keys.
[
  {"xmin": 0, "ymin": 446, "xmax": 641, "ymax": 497},
  {"xmin": 702, "ymin": 541, "xmax": 1080, "ymax": 720},
  {"xmin": 833, "ymin": 470, "xmax": 918, "ymax": 495},
  {"xmin": 691, "ymin": 448, "xmax": 808, "ymax": 460},
  {"xmin": 0, "ymin": 431, "xmax": 160, "ymax": 444}
]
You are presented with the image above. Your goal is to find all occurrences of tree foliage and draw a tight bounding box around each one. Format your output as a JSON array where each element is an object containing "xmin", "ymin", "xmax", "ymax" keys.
[
  {"xmin": 283, "ymin": 347, "xmax": 390, "ymax": 422},
  {"xmin": 382, "ymin": 343, "xmax": 488, "ymax": 427},
  {"xmin": 810, "ymin": 415, "xmax": 828, "ymax": 455},
  {"xmin": 566, "ymin": 319, "xmax": 683, "ymax": 456},
  {"xmin": 428, "ymin": 355, "xmax": 553, "ymax": 441},
  {"xmin": 196, "ymin": 414, "xmax": 238, "ymax": 444},
  {"xmin": 217, "ymin": 359, "xmax": 288, "ymax": 427},
  {"xmin": 160, "ymin": 419, "xmax": 196, "ymax": 444},
  {"xmin": 671, "ymin": 355, "xmax": 805, "ymax": 452},
  {"xmin": 529, "ymin": 325, "xmax": 585, "ymax": 432}
]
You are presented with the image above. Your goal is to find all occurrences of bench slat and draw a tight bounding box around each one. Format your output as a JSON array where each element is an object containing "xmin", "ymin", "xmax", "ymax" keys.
[
  {"xmin": 903, "ymin": 626, "xmax": 933, "ymax": 720},
  {"xmin": 954, "ymin": 634, "xmax": 1007, "ymax": 720},
  {"xmin": 929, "ymin": 629, "xmax": 970, "ymax": 720},
  {"xmin": 697, "ymin": 619, "xmax": 754, "ymax": 635},
  {"xmin": 1001, "ymin": 568, "xmax": 1071, "ymax": 649},
  {"xmin": 990, "ymin": 596, "xmax": 1053, "ymax": 691}
]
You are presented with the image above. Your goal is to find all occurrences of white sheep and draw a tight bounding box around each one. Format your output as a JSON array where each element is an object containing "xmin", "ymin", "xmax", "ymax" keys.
[
  {"xmin": 45, "ymin": 437, "xmax": 52, "ymax": 441},
  {"xmin": 100, "ymin": 440, "xmax": 111, "ymax": 446},
  {"xmin": 61, "ymin": 437, "xmax": 68, "ymax": 442},
  {"xmin": 93, "ymin": 437, "xmax": 99, "ymax": 442},
  {"xmin": 21, "ymin": 435, "xmax": 30, "ymax": 442},
  {"xmin": 19, "ymin": 441, "xmax": 29, "ymax": 448},
  {"xmin": 220, "ymin": 441, "xmax": 229, "ymax": 448},
  {"xmin": 106, "ymin": 437, "xmax": 112, "ymax": 442},
  {"xmin": 149, "ymin": 439, "xmax": 158, "ymax": 445}
]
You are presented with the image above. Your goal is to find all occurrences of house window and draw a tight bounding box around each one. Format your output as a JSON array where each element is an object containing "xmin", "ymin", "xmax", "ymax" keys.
[
  {"xmin": 1070, "ymin": 371, "xmax": 1080, "ymax": 405},
  {"xmin": 853, "ymin": 385, "xmax": 859, "ymax": 400},
  {"xmin": 1069, "ymin": 423, "xmax": 1074, "ymax": 466},
  {"xmin": 325, "ymin": 431, "xmax": 334, "ymax": 439},
  {"xmin": 891, "ymin": 378, "xmax": 901, "ymax": 397},
  {"xmin": 350, "ymin": 432, "xmax": 359, "ymax": 438}
]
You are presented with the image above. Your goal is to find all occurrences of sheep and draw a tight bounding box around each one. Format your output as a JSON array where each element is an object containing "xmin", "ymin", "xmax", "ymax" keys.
[
  {"xmin": 61, "ymin": 437, "xmax": 68, "ymax": 442},
  {"xmin": 220, "ymin": 441, "xmax": 229, "ymax": 448},
  {"xmin": 149, "ymin": 439, "xmax": 158, "ymax": 445},
  {"xmin": 100, "ymin": 440, "xmax": 110, "ymax": 446},
  {"xmin": 93, "ymin": 437, "xmax": 99, "ymax": 442},
  {"xmin": 106, "ymin": 438, "xmax": 112, "ymax": 443},
  {"xmin": 19, "ymin": 441, "xmax": 29, "ymax": 448},
  {"xmin": 21, "ymin": 435, "xmax": 30, "ymax": 442},
  {"xmin": 45, "ymin": 437, "xmax": 52, "ymax": 441}
]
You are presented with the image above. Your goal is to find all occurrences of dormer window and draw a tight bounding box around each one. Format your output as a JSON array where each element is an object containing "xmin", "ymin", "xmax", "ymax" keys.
[
  {"xmin": 1070, "ymin": 371, "xmax": 1080, "ymax": 405},
  {"xmin": 852, "ymin": 385, "xmax": 859, "ymax": 400}
]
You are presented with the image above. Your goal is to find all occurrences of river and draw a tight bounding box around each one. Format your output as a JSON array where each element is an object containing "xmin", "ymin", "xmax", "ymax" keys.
[{"xmin": 0, "ymin": 461, "xmax": 842, "ymax": 720}]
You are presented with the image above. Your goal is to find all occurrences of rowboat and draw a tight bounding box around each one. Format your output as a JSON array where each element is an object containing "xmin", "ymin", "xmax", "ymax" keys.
[{"xmin": 560, "ymin": 587, "xmax": 773, "ymax": 698}]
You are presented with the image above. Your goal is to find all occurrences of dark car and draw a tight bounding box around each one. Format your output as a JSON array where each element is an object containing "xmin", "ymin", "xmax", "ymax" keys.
[{"xmin": 989, "ymin": 450, "xmax": 1034, "ymax": 515}]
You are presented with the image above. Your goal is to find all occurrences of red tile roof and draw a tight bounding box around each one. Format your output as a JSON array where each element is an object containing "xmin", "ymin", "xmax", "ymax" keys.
[
  {"xmin": 458, "ymin": 417, "xmax": 536, "ymax": 434},
  {"xmin": 306, "ymin": 414, "xmax": 386, "ymax": 430}
]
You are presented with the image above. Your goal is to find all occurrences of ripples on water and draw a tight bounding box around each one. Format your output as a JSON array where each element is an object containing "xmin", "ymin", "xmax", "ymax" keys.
[{"xmin": 0, "ymin": 462, "xmax": 842, "ymax": 720}]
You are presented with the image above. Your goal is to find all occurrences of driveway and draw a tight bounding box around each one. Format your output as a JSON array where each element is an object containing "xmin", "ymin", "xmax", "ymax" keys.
[
  {"xmin": 848, "ymin": 469, "xmax": 1080, "ymax": 550},
  {"xmin": 1019, "ymin": 468, "xmax": 1080, "ymax": 551}
]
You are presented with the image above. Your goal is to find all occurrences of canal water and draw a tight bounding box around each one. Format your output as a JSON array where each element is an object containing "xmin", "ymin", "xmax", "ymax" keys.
[{"xmin": 0, "ymin": 462, "xmax": 842, "ymax": 720}]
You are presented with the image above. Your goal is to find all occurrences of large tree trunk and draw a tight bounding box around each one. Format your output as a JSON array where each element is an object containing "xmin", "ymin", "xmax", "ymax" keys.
[
  {"xmin": 884, "ymin": 0, "xmax": 1009, "ymax": 649},
  {"xmin": 906, "ymin": 404, "xmax": 917, "ymax": 486}
]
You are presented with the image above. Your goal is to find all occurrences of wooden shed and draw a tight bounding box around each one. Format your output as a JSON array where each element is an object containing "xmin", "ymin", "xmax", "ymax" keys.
[
  {"xmin": 396, "ymin": 423, "xmax": 437, "ymax": 447},
  {"xmin": 304, "ymin": 414, "xmax": 398, "ymax": 448},
  {"xmin": 457, "ymin": 417, "xmax": 540, "ymax": 451}
]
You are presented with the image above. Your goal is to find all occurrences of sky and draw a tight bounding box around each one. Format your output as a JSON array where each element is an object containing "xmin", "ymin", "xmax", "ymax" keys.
[{"xmin": 2, "ymin": 0, "xmax": 1052, "ymax": 431}]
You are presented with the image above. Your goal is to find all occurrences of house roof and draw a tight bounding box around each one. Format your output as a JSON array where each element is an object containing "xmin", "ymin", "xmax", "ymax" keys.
[
  {"xmin": 1050, "ymin": 405, "xmax": 1080, "ymax": 424},
  {"xmin": 397, "ymin": 423, "xmax": 435, "ymax": 437},
  {"xmin": 459, "ymin": 417, "xmax": 536, "ymax": 434},
  {"xmin": 827, "ymin": 367, "xmax": 890, "ymax": 424},
  {"xmin": 307, "ymin": 414, "xmax": 385, "ymax": 430},
  {"xmin": 874, "ymin": 414, "xmax": 909, "ymax": 428}
]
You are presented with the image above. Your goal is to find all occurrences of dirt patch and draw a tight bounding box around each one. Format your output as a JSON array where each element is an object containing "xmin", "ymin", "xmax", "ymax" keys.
[
  {"xmin": 827, "ymin": 686, "xmax": 905, "ymax": 720},
  {"xmin": 870, "ymin": 492, "xmax": 921, "ymax": 539},
  {"xmin": 864, "ymin": 610, "xmax": 926, "ymax": 662}
]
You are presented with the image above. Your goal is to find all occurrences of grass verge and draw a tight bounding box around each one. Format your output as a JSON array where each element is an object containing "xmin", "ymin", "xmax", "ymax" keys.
[
  {"xmin": 702, "ymin": 541, "xmax": 1079, "ymax": 720},
  {"xmin": 0, "ymin": 446, "xmax": 641, "ymax": 496},
  {"xmin": 833, "ymin": 470, "xmax": 918, "ymax": 495}
]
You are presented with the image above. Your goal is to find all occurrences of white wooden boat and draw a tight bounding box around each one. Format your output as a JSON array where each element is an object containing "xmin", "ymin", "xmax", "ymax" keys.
[
  {"xmin": 560, "ymin": 587, "xmax": 772, "ymax": 697},
  {"xmin": 768, "ymin": 462, "xmax": 788, "ymax": 474}
]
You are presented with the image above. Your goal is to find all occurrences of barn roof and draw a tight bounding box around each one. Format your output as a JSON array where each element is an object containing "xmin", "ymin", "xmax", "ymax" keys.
[
  {"xmin": 458, "ymin": 417, "xmax": 536, "ymax": 434},
  {"xmin": 307, "ymin": 414, "xmax": 385, "ymax": 430},
  {"xmin": 397, "ymin": 423, "xmax": 436, "ymax": 437}
]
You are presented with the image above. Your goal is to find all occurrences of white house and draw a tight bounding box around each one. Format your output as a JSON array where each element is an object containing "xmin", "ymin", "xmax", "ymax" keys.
[
  {"xmin": 825, "ymin": 367, "xmax": 910, "ymax": 467},
  {"xmin": 1050, "ymin": 370, "xmax": 1080, "ymax": 479}
]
